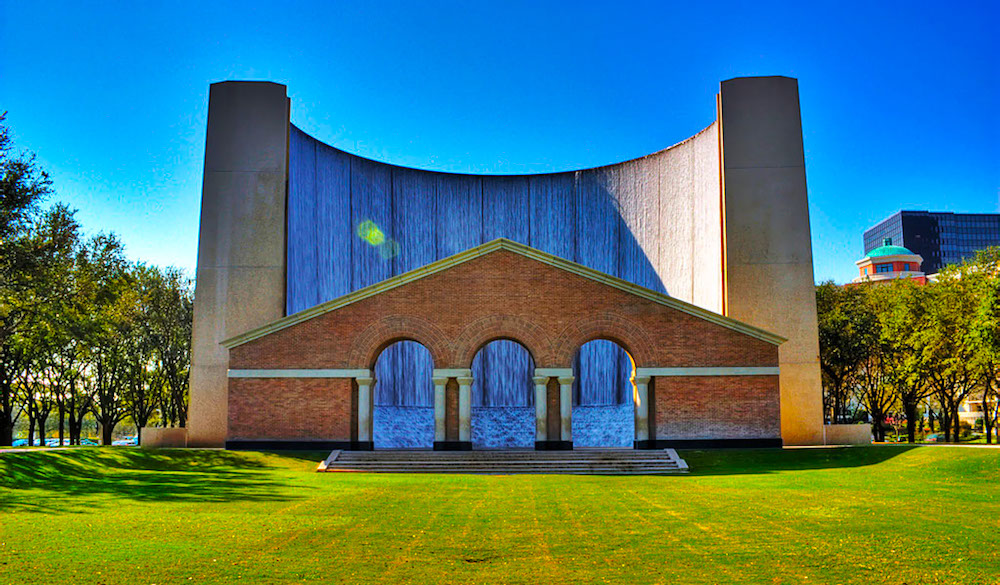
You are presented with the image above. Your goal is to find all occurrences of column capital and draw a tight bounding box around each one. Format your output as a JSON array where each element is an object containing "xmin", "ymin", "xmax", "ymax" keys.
[
  {"xmin": 431, "ymin": 376, "xmax": 449, "ymax": 386},
  {"xmin": 355, "ymin": 376, "xmax": 374, "ymax": 386},
  {"xmin": 532, "ymin": 375, "xmax": 550, "ymax": 386},
  {"xmin": 634, "ymin": 375, "xmax": 651, "ymax": 385},
  {"xmin": 456, "ymin": 376, "xmax": 475, "ymax": 386},
  {"xmin": 557, "ymin": 376, "xmax": 575, "ymax": 385}
]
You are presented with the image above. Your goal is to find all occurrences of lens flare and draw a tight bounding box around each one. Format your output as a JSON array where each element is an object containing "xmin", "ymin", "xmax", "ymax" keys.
[{"xmin": 356, "ymin": 220, "xmax": 385, "ymax": 246}]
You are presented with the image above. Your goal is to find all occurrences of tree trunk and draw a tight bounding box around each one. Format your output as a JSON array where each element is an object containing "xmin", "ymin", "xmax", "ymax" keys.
[
  {"xmin": 928, "ymin": 408, "xmax": 936, "ymax": 433},
  {"xmin": 101, "ymin": 421, "xmax": 114, "ymax": 445},
  {"xmin": 0, "ymin": 416, "xmax": 12, "ymax": 446},
  {"xmin": 37, "ymin": 414, "xmax": 48, "ymax": 445},
  {"xmin": 904, "ymin": 401, "xmax": 918, "ymax": 443},
  {"xmin": 58, "ymin": 405, "xmax": 65, "ymax": 446},
  {"xmin": 954, "ymin": 410, "xmax": 962, "ymax": 443},
  {"xmin": 28, "ymin": 417, "xmax": 35, "ymax": 446}
]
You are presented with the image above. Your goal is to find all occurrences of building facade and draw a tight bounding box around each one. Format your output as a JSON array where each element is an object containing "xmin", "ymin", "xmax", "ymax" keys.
[
  {"xmin": 864, "ymin": 211, "xmax": 1000, "ymax": 274},
  {"xmin": 852, "ymin": 238, "xmax": 927, "ymax": 285},
  {"xmin": 187, "ymin": 76, "xmax": 825, "ymax": 449}
]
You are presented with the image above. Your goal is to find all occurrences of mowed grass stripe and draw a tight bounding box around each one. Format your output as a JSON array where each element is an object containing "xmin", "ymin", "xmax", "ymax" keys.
[{"xmin": 1, "ymin": 446, "xmax": 998, "ymax": 584}]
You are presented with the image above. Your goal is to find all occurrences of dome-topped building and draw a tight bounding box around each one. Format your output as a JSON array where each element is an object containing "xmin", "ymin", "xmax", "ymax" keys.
[{"xmin": 853, "ymin": 238, "xmax": 927, "ymax": 284}]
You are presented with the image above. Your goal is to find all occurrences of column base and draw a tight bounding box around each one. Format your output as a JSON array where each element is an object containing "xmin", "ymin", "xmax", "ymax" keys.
[
  {"xmin": 350, "ymin": 441, "xmax": 374, "ymax": 451},
  {"xmin": 434, "ymin": 441, "xmax": 473, "ymax": 451},
  {"xmin": 535, "ymin": 441, "xmax": 573, "ymax": 451}
]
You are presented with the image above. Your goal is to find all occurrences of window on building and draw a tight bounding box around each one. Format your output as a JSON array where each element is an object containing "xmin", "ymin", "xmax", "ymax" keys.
[{"xmin": 876, "ymin": 264, "xmax": 892, "ymax": 273}]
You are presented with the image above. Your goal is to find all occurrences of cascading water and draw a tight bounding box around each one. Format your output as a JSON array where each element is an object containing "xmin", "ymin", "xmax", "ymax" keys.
[{"xmin": 288, "ymin": 126, "xmax": 662, "ymax": 447}]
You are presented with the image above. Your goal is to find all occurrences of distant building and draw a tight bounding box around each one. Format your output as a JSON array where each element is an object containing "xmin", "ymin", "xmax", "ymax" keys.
[
  {"xmin": 852, "ymin": 238, "xmax": 927, "ymax": 285},
  {"xmin": 864, "ymin": 211, "xmax": 1000, "ymax": 274}
]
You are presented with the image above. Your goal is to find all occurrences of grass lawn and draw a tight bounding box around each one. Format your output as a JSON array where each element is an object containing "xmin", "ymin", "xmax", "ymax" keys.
[{"xmin": 1, "ymin": 446, "xmax": 998, "ymax": 584}]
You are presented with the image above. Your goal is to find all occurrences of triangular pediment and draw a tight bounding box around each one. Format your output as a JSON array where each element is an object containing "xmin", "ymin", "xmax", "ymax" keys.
[{"xmin": 222, "ymin": 238, "xmax": 785, "ymax": 348}]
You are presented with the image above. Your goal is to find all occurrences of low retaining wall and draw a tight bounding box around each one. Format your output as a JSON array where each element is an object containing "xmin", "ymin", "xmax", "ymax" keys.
[
  {"xmin": 141, "ymin": 427, "xmax": 189, "ymax": 448},
  {"xmin": 824, "ymin": 424, "xmax": 871, "ymax": 445}
]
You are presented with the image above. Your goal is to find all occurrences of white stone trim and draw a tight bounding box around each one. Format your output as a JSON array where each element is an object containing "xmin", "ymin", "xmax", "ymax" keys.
[
  {"xmin": 635, "ymin": 366, "xmax": 779, "ymax": 377},
  {"xmin": 228, "ymin": 368, "xmax": 371, "ymax": 378},
  {"xmin": 534, "ymin": 368, "xmax": 573, "ymax": 377},
  {"xmin": 432, "ymin": 368, "xmax": 473, "ymax": 377}
]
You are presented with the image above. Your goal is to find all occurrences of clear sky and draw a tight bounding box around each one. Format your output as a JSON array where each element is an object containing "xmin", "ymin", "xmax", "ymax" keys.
[{"xmin": 1, "ymin": 0, "xmax": 996, "ymax": 283}]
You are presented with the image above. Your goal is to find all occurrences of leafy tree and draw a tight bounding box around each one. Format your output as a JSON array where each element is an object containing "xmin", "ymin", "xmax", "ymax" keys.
[
  {"xmin": 76, "ymin": 233, "xmax": 131, "ymax": 445},
  {"xmin": 919, "ymin": 272, "xmax": 977, "ymax": 442},
  {"xmin": 876, "ymin": 281, "xmax": 934, "ymax": 442},
  {"xmin": 817, "ymin": 282, "xmax": 874, "ymax": 423},
  {"xmin": 964, "ymin": 247, "xmax": 1000, "ymax": 443},
  {"xmin": 0, "ymin": 112, "xmax": 54, "ymax": 445},
  {"xmin": 147, "ymin": 266, "xmax": 193, "ymax": 428}
]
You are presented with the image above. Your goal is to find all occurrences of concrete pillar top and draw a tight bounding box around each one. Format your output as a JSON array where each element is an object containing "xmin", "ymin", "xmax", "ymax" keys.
[{"xmin": 557, "ymin": 376, "xmax": 575, "ymax": 385}]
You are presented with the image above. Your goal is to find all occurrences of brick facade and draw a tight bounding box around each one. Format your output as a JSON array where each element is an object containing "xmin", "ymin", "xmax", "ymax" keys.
[{"xmin": 226, "ymin": 245, "xmax": 783, "ymax": 446}]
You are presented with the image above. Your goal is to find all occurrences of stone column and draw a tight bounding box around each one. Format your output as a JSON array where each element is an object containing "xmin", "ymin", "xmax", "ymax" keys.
[
  {"xmin": 432, "ymin": 376, "xmax": 448, "ymax": 444},
  {"xmin": 457, "ymin": 375, "xmax": 474, "ymax": 447},
  {"xmin": 634, "ymin": 375, "xmax": 651, "ymax": 448},
  {"xmin": 532, "ymin": 376, "xmax": 549, "ymax": 444},
  {"xmin": 558, "ymin": 376, "xmax": 574, "ymax": 446},
  {"xmin": 356, "ymin": 375, "xmax": 374, "ymax": 450}
]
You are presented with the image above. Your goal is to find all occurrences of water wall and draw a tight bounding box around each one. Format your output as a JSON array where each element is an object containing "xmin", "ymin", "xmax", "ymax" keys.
[{"xmin": 287, "ymin": 124, "xmax": 722, "ymax": 446}]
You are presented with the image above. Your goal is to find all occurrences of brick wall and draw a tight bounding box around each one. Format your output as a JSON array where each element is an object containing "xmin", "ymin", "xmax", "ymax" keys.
[
  {"xmin": 229, "ymin": 250, "xmax": 778, "ymax": 370},
  {"xmin": 228, "ymin": 378, "xmax": 353, "ymax": 441},
  {"xmin": 227, "ymin": 249, "xmax": 781, "ymax": 444},
  {"xmin": 653, "ymin": 376, "xmax": 781, "ymax": 439}
]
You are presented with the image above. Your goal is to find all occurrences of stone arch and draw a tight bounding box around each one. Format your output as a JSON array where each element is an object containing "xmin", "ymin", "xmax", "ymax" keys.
[
  {"xmin": 348, "ymin": 315, "xmax": 451, "ymax": 369},
  {"xmin": 553, "ymin": 312, "xmax": 655, "ymax": 367},
  {"xmin": 451, "ymin": 315, "xmax": 555, "ymax": 367}
]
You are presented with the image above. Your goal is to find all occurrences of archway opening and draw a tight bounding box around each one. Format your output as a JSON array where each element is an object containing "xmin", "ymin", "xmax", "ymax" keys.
[
  {"xmin": 470, "ymin": 339, "xmax": 535, "ymax": 449},
  {"xmin": 372, "ymin": 340, "xmax": 434, "ymax": 449},
  {"xmin": 572, "ymin": 339, "xmax": 636, "ymax": 447}
]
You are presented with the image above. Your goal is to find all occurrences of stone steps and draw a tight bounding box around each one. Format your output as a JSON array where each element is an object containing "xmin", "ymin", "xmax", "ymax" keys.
[{"xmin": 319, "ymin": 448, "xmax": 688, "ymax": 475}]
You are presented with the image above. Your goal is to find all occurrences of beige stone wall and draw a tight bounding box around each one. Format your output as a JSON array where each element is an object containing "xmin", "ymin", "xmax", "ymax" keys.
[
  {"xmin": 140, "ymin": 427, "xmax": 188, "ymax": 448},
  {"xmin": 719, "ymin": 77, "xmax": 824, "ymax": 445},
  {"xmin": 187, "ymin": 82, "xmax": 289, "ymax": 447},
  {"xmin": 824, "ymin": 424, "xmax": 872, "ymax": 445}
]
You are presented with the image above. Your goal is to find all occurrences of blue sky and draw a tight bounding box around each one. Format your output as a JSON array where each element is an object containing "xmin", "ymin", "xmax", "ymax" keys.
[{"xmin": 1, "ymin": 0, "xmax": 996, "ymax": 283}]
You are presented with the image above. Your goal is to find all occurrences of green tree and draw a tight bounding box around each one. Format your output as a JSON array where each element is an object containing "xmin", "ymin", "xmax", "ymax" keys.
[
  {"xmin": 147, "ymin": 266, "xmax": 192, "ymax": 428},
  {"xmin": 817, "ymin": 282, "xmax": 874, "ymax": 423},
  {"xmin": 919, "ymin": 271, "xmax": 977, "ymax": 442},
  {"xmin": 964, "ymin": 247, "xmax": 1000, "ymax": 443},
  {"xmin": 876, "ymin": 281, "xmax": 934, "ymax": 442},
  {"xmin": 0, "ymin": 112, "xmax": 54, "ymax": 445}
]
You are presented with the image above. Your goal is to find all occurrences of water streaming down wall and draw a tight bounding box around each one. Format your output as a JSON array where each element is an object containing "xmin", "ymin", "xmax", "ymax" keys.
[{"xmin": 287, "ymin": 124, "xmax": 723, "ymax": 445}]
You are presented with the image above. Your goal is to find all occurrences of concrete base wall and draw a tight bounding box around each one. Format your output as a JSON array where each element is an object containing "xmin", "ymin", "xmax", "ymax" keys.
[
  {"xmin": 187, "ymin": 82, "xmax": 289, "ymax": 447},
  {"xmin": 140, "ymin": 427, "xmax": 188, "ymax": 448},
  {"xmin": 824, "ymin": 424, "xmax": 872, "ymax": 445},
  {"xmin": 720, "ymin": 77, "xmax": 824, "ymax": 445}
]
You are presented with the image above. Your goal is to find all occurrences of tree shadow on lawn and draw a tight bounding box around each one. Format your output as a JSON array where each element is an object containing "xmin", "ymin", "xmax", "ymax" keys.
[
  {"xmin": 679, "ymin": 445, "xmax": 918, "ymax": 476},
  {"xmin": 0, "ymin": 448, "xmax": 305, "ymax": 514}
]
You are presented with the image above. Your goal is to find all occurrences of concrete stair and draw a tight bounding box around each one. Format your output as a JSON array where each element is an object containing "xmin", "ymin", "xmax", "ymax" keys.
[{"xmin": 318, "ymin": 448, "xmax": 688, "ymax": 475}]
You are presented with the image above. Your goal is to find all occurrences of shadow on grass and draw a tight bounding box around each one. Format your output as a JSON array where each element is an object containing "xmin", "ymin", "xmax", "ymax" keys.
[
  {"xmin": 0, "ymin": 448, "xmax": 301, "ymax": 513},
  {"xmin": 679, "ymin": 445, "xmax": 917, "ymax": 476}
]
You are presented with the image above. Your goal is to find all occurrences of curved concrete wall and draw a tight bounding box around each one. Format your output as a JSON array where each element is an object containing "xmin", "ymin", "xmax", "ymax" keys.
[
  {"xmin": 188, "ymin": 76, "xmax": 824, "ymax": 447},
  {"xmin": 286, "ymin": 123, "xmax": 722, "ymax": 410}
]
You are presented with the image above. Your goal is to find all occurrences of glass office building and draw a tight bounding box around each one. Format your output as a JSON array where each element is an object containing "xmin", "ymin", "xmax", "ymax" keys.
[{"xmin": 864, "ymin": 211, "xmax": 1000, "ymax": 274}]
